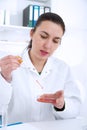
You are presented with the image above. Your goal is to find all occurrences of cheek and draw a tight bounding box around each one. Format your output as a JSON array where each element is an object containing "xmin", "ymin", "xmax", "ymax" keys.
[
  {"xmin": 32, "ymin": 38, "xmax": 41, "ymax": 50},
  {"xmin": 52, "ymin": 44, "xmax": 59, "ymax": 51},
  {"xmin": 32, "ymin": 35, "xmax": 41, "ymax": 44},
  {"xmin": 33, "ymin": 38, "xmax": 45, "ymax": 49}
]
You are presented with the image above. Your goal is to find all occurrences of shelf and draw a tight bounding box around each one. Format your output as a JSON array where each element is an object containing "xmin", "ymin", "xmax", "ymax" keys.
[
  {"xmin": 0, "ymin": 24, "xmax": 32, "ymax": 32},
  {"xmin": 0, "ymin": 40, "xmax": 28, "ymax": 45},
  {"xmin": 0, "ymin": 0, "xmax": 51, "ymax": 55},
  {"xmin": 26, "ymin": 0, "xmax": 50, "ymax": 3},
  {"xmin": 0, "ymin": 24, "xmax": 31, "ymax": 42},
  {"xmin": 0, "ymin": 40, "xmax": 29, "ymax": 53}
]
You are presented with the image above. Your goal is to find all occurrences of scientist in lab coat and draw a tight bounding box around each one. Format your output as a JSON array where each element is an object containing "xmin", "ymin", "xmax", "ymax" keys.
[{"xmin": 0, "ymin": 12, "xmax": 81, "ymax": 124}]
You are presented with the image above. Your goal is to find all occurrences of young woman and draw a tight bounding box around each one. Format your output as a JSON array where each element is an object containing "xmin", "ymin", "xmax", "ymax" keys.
[{"xmin": 0, "ymin": 12, "xmax": 81, "ymax": 124}]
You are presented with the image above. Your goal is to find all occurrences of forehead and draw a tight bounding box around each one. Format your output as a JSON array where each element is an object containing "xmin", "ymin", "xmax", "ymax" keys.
[{"xmin": 36, "ymin": 21, "xmax": 63, "ymax": 36}]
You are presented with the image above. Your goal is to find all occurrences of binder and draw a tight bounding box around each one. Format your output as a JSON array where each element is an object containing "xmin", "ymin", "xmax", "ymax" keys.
[
  {"xmin": 4, "ymin": 10, "xmax": 10, "ymax": 25},
  {"xmin": 44, "ymin": 6, "xmax": 51, "ymax": 13},
  {"xmin": 33, "ymin": 5, "xmax": 39, "ymax": 27},
  {"xmin": 23, "ymin": 5, "xmax": 51, "ymax": 27},
  {"xmin": 23, "ymin": 5, "xmax": 33, "ymax": 27},
  {"xmin": 0, "ymin": 10, "xmax": 4, "ymax": 24},
  {"xmin": 39, "ymin": 6, "xmax": 44, "ymax": 16},
  {"xmin": 29, "ymin": 5, "xmax": 33, "ymax": 27}
]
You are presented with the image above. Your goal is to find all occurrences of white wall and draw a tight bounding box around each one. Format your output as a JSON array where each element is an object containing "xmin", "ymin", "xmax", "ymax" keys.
[
  {"xmin": 51, "ymin": 0, "xmax": 87, "ymax": 118},
  {"xmin": 0, "ymin": 0, "xmax": 87, "ymax": 118}
]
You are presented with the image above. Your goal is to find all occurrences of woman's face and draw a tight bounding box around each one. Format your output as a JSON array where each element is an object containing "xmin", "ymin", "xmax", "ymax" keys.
[{"xmin": 30, "ymin": 21, "xmax": 64, "ymax": 60}]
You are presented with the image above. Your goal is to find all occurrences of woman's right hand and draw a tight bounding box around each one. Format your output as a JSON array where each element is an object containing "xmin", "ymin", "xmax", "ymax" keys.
[{"xmin": 0, "ymin": 55, "xmax": 22, "ymax": 83}]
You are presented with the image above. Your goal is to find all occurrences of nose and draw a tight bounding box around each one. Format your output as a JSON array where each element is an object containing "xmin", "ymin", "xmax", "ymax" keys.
[{"xmin": 44, "ymin": 39, "xmax": 52, "ymax": 49}]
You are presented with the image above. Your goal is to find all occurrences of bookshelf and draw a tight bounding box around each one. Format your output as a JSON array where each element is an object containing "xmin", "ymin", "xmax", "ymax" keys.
[
  {"xmin": 0, "ymin": 25, "xmax": 30, "ymax": 53},
  {"xmin": 0, "ymin": 0, "xmax": 51, "ymax": 53}
]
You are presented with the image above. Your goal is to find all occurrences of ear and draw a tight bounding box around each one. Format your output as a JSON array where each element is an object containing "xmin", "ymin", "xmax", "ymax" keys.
[{"xmin": 30, "ymin": 29, "xmax": 34, "ymax": 37}]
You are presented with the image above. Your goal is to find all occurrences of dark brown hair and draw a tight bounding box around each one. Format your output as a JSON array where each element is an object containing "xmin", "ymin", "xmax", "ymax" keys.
[{"xmin": 28, "ymin": 12, "xmax": 65, "ymax": 48}]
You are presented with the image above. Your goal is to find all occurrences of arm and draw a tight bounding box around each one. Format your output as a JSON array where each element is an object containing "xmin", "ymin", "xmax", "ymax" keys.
[
  {"xmin": 53, "ymin": 67, "xmax": 82, "ymax": 119},
  {"xmin": 37, "ymin": 90, "xmax": 65, "ymax": 110},
  {"xmin": 0, "ymin": 55, "xmax": 22, "ymax": 114},
  {"xmin": 0, "ymin": 55, "xmax": 22, "ymax": 82},
  {"xmin": 37, "ymin": 67, "xmax": 82, "ymax": 119}
]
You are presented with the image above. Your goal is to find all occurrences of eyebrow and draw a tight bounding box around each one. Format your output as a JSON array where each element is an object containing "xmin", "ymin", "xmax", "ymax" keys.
[{"xmin": 41, "ymin": 31, "xmax": 61, "ymax": 40}]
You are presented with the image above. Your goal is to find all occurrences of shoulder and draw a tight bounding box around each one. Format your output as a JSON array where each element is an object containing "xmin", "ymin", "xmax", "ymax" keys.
[
  {"xmin": 47, "ymin": 56, "xmax": 72, "ymax": 75},
  {"xmin": 49, "ymin": 56, "xmax": 74, "ymax": 79},
  {"xmin": 49, "ymin": 56, "xmax": 69, "ymax": 69}
]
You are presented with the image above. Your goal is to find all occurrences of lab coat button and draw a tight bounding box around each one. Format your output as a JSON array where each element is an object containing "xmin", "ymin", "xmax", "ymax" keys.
[{"xmin": 33, "ymin": 68, "xmax": 35, "ymax": 71}]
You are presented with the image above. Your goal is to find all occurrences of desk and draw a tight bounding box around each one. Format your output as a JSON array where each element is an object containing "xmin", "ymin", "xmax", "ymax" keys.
[
  {"xmin": 30, "ymin": 119, "xmax": 83, "ymax": 130},
  {"xmin": 0, "ymin": 118, "xmax": 86, "ymax": 130}
]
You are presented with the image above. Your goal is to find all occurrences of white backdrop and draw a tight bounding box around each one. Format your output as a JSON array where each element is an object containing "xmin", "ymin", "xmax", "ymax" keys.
[
  {"xmin": 51, "ymin": 0, "xmax": 87, "ymax": 118},
  {"xmin": 0, "ymin": 0, "xmax": 87, "ymax": 118}
]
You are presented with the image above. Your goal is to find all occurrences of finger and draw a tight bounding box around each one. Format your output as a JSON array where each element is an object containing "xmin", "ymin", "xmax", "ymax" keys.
[
  {"xmin": 37, "ymin": 90, "xmax": 64, "ymax": 104},
  {"xmin": 37, "ymin": 97, "xmax": 56, "ymax": 103},
  {"xmin": 16, "ymin": 56, "xmax": 23, "ymax": 64},
  {"xmin": 37, "ymin": 90, "xmax": 63, "ymax": 102},
  {"xmin": 1, "ymin": 57, "xmax": 15, "ymax": 67},
  {"xmin": 55, "ymin": 97, "xmax": 65, "ymax": 108},
  {"xmin": 55, "ymin": 90, "xmax": 64, "ymax": 98},
  {"xmin": 38, "ymin": 94, "xmax": 55, "ymax": 98},
  {"xmin": 1, "ymin": 55, "xmax": 22, "ymax": 65}
]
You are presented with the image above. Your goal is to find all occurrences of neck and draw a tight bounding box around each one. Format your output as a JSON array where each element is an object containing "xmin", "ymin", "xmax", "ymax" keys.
[{"xmin": 29, "ymin": 50, "xmax": 47, "ymax": 73}]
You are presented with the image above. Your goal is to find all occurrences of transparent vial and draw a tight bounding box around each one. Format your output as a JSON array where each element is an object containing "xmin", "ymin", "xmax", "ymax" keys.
[{"xmin": 0, "ymin": 105, "xmax": 8, "ymax": 129}]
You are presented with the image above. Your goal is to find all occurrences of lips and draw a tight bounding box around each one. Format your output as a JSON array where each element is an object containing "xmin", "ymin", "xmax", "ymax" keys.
[{"xmin": 40, "ymin": 50, "xmax": 49, "ymax": 56}]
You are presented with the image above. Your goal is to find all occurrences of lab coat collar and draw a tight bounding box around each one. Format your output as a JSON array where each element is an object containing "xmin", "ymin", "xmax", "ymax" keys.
[
  {"xmin": 21, "ymin": 49, "xmax": 36, "ymax": 72},
  {"xmin": 20, "ymin": 49, "xmax": 54, "ymax": 75}
]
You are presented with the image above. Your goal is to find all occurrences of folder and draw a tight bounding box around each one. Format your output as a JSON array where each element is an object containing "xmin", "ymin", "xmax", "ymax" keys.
[
  {"xmin": 39, "ymin": 6, "xmax": 44, "ymax": 16},
  {"xmin": 33, "ymin": 5, "xmax": 39, "ymax": 27},
  {"xmin": 0, "ymin": 10, "xmax": 4, "ymax": 24},
  {"xmin": 29, "ymin": 5, "xmax": 33, "ymax": 27},
  {"xmin": 23, "ymin": 5, "xmax": 51, "ymax": 27},
  {"xmin": 44, "ymin": 6, "xmax": 51, "ymax": 13},
  {"xmin": 23, "ymin": 5, "xmax": 33, "ymax": 27},
  {"xmin": 4, "ymin": 10, "xmax": 10, "ymax": 25}
]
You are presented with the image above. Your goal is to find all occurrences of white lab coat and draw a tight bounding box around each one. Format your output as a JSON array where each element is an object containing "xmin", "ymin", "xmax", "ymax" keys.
[{"xmin": 0, "ymin": 49, "xmax": 81, "ymax": 124}]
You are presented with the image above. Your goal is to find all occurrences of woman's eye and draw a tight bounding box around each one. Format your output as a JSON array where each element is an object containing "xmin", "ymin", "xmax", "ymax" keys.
[
  {"xmin": 53, "ymin": 39, "xmax": 61, "ymax": 44},
  {"xmin": 40, "ymin": 35, "xmax": 47, "ymax": 39},
  {"xmin": 53, "ymin": 40, "xmax": 58, "ymax": 43}
]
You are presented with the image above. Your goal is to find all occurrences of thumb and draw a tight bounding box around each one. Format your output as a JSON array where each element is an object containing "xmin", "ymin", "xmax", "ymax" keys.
[{"xmin": 55, "ymin": 90, "xmax": 64, "ymax": 98}]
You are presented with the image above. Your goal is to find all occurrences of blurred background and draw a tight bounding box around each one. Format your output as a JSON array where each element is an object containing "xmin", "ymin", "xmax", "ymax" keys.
[{"xmin": 0, "ymin": 0, "xmax": 87, "ymax": 119}]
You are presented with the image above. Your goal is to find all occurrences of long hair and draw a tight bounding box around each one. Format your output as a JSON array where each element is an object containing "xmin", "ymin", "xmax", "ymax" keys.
[{"xmin": 28, "ymin": 12, "xmax": 65, "ymax": 49}]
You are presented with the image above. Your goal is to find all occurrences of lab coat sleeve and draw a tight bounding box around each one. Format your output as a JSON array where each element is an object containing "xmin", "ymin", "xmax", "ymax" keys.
[
  {"xmin": 52, "ymin": 66, "xmax": 82, "ymax": 119},
  {"xmin": 53, "ymin": 97, "xmax": 81, "ymax": 119},
  {"xmin": 0, "ymin": 74, "xmax": 12, "ymax": 107}
]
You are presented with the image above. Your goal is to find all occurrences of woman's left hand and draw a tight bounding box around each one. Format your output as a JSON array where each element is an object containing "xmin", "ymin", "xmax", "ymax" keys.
[{"xmin": 37, "ymin": 90, "xmax": 64, "ymax": 109}]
